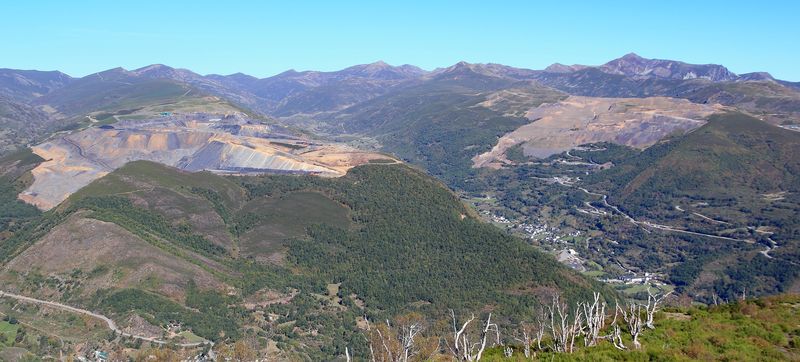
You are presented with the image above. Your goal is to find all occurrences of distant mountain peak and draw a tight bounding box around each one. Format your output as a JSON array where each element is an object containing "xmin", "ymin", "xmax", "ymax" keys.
[
  {"xmin": 738, "ymin": 71, "xmax": 775, "ymax": 82},
  {"xmin": 132, "ymin": 64, "xmax": 178, "ymax": 76},
  {"xmin": 133, "ymin": 64, "xmax": 172, "ymax": 72},
  {"xmin": 341, "ymin": 61, "xmax": 424, "ymax": 80},
  {"xmin": 544, "ymin": 63, "xmax": 588, "ymax": 73},
  {"xmin": 600, "ymin": 53, "xmax": 738, "ymax": 81},
  {"xmin": 439, "ymin": 61, "xmax": 474, "ymax": 73},
  {"xmin": 620, "ymin": 52, "xmax": 644, "ymax": 61}
]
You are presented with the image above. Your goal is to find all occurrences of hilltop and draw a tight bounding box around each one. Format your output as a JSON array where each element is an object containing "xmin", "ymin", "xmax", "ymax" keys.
[{"xmin": 0, "ymin": 159, "xmax": 607, "ymax": 359}]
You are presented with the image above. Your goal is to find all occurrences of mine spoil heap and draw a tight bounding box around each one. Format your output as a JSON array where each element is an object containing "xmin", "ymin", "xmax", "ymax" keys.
[{"xmin": 20, "ymin": 113, "xmax": 393, "ymax": 210}]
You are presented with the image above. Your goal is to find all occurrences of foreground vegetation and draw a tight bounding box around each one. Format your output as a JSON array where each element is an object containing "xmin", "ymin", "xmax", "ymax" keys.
[{"xmin": 353, "ymin": 293, "xmax": 800, "ymax": 361}]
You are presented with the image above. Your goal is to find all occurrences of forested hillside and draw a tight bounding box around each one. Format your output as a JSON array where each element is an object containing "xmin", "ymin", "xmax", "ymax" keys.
[{"xmin": 0, "ymin": 160, "xmax": 605, "ymax": 359}]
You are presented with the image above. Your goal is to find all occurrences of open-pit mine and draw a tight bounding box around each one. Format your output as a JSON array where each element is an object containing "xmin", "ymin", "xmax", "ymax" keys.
[
  {"xmin": 473, "ymin": 96, "xmax": 724, "ymax": 168},
  {"xmin": 19, "ymin": 113, "xmax": 395, "ymax": 210}
]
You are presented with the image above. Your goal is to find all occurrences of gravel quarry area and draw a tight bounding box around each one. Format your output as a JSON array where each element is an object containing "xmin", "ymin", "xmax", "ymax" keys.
[
  {"xmin": 19, "ymin": 113, "xmax": 395, "ymax": 210},
  {"xmin": 473, "ymin": 96, "xmax": 723, "ymax": 168}
]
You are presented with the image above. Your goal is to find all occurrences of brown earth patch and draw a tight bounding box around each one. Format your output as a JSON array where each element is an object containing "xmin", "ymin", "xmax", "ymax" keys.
[{"xmin": 473, "ymin": 96, "xmax": 723, "ymax": 168}]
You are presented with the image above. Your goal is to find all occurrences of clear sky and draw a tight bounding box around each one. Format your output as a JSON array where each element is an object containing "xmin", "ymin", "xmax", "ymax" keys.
[{"xmin": 4, "ymin": 1, "xmax": 798, "ymax": 80}]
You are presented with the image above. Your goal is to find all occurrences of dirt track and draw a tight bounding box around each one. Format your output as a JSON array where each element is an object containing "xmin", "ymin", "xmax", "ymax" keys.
[{"xmin": 0, "ymin": 290, "xmax": 213, "ymax": 348}]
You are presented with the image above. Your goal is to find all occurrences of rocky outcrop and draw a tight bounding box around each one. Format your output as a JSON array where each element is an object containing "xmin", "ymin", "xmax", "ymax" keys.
[{"xmin": 20, "ymin": 114, "xmax": 395, "ymax": 210}]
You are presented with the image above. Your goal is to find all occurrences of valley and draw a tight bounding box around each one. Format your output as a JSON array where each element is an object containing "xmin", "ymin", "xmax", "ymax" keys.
[{"xmin": 0, "ymin": 52, "xmax": 799, "ymax": 360}]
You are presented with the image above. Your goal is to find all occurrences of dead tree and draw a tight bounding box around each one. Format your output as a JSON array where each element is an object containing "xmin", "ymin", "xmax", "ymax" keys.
[
  {"xmin": 618, "ymin": 303, "xmax": 644, "ymax": 349},
  {"xmin": 580, "ymin": 292, "xmax": 607, "ymax": 347},
  {"xmin": 513, "ymin": 325, "xmax": 532, "ymax": 359},
  {"xmin": 534, "ymin": 308, "xmax": 546, "ymax": 351},
  {"xmin": 503, "ymin": 345, "xmax": 513, "ymax": 358},
  {"xmin": 603, "ymin": 303, "xmax": 626, "ymax": 350},
  {"xmin": 447, "ymin": 311, "xmax": 500, "ymax": 361},
  {"xmin": 366, "ymin": 314, "xmax": 431, "ymax": 362},
  {"xmin": 645, "ymin": 287, "xmax": 672, "ymax": 330},
  {"xmin": 546, "ymin": 295, "xmax": 584, "ymax": 353}
]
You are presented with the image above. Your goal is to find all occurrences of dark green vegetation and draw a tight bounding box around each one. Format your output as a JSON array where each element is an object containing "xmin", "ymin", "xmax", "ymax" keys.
[
  {"xmin": 0, "ymin": 150, "xmax": 49, "ymax": 264},
  {"xmin": 592, "ymin": 113, "xmax": 800, "ymax": 237},
  {"xmin": 0, "ymin": 150, "xmax": 43, "ymax": 227},
  {"xmin": 478, "ymin": 113, "xmax": 800, "ymax": 303},
  {"xmin": 1, "ymin": 160, "xmax": 602, "ymax": 358},
  {"xmin": 585, "ymin": 113, "xmax": 800, "ymax": 298},
  {"xmin": 95, "ymin": 285, "xmax": 240, "ymax": 341},
  {"xmin": 321, "ymin": 73, "xmax": 566, "ymax": 188},
  {"xmin": 241, "ymin": 164, "xmax": 609, "ymax": 314},
  {"xmin": 37, "ymin": 75, "xmax": 188, "ymax": 117},
  {"xmin": 3, "ymin": 54, "xmax": 800, "ymax": 358}
]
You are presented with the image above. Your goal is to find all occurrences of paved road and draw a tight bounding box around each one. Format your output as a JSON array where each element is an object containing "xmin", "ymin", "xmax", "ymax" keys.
[
  {"xmin": 571, "ymin": 185, "xmax": 751, "ymax": 242},
  {"xmin": 0, "ymin": 290, "xmax": 212, "ymax": 348}
]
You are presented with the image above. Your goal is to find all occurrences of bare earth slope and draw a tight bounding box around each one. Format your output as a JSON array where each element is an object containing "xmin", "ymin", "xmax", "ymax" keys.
[
  {"xmin": 20, "ymin": 113, "xmax": 394, "ymax": 209},
  {"xmin": 3, "ymin": 214, "xmax": 225, "ymax": 300},
  {"xmin": 473, "ymin": 96, "xmax": 723, "ymax": 168}
]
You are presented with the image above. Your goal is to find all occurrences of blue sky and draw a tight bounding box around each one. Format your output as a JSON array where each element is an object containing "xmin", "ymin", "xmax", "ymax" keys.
[{"xmin": 4, "ymin": 1, "xmax": 798, "ymax": 80}]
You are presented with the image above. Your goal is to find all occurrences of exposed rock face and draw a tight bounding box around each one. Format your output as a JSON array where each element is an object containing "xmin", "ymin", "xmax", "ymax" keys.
[
  {"xmin": 599, "ymin": 53, "xmax": 738, "ymax": 81},
  {"xmin": 473, "ymin": 96, "xmax": 723, "ymax": 168},
  {"xmin": 20, "ymin": 113, "xmax": 394, "ymax": 210},
  {"xmin": 542, "ymin": 53, "xmax": 740, "ymax": 82}
]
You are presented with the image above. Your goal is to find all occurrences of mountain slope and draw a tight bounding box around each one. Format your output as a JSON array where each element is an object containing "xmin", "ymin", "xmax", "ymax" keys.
[
  {"xmin": 532, "ymin": 60, "xmax": 800, "ymax": 124},
  {"xmin": 1, "ymin": 160, "xmax": 609, "ymax": 357},
  {"xmin": 0, "ymin": 69, "xmax": 73, "ymax": 103},
  {"xmin": 0, "ymin": 97, "xmax": 63, "ymax": 155},
  {"xmin": 212, "ymin": 61, "xmax": 426, "ymax": 116},
  {"xmin": 584, "ymin": 112, "xmax": 800, "ymax": 297},
  {"xmin": 598, "ymin": 52, "xmax": 738, "ymax": 81},
  {"xmin": 318, "ymin": 69, "xmax": 566, "ymax": 187}
]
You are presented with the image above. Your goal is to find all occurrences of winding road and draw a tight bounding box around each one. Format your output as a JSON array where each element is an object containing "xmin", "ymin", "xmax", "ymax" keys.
[{"xmin": 0, "ymin": 290, "xmax": 212, "ymax": 348}]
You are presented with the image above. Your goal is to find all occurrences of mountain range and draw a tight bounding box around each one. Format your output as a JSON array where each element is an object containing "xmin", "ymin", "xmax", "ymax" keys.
[{"xmin": 1, "ymin": 53, "xmax": 799, "ymax": 360}]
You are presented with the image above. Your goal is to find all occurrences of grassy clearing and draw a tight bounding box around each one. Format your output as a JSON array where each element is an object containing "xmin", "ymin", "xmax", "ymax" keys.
[
  {"xmin": 0, "ymin": 320, "xmax": 18, "ymax": 345},
  {"xmin": 178, "ymin": 330, "xmax": 205, "ymax": 344}
]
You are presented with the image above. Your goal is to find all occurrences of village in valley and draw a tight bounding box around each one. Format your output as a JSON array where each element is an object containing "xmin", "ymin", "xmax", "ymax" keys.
[{"xmin": 467, "ymin": 191, "xmax": 670, "ymax": 297}]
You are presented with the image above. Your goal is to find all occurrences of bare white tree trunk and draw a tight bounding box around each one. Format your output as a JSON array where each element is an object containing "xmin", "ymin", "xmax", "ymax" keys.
[
  {"xmin": 366, "ymin": 317, "xmax": 425, "ymax": 362},
  {"xmin": 448, "ymin": 311, "xmax": 498, "ymax": 361},
  {"xmin": 580, "ymin": 292, "xmax": 606, "ymax": 347},
  {"xmin": 504, "ymin": 345, "xmax": 513, "ymax": 357},
  {"xmin": 604, "ymin": 304, "xmax": 626, "ymax": 350},
  {"xmin": 513, "ymin": 329, "xmax": 531, "ymax": 358},
  {"xmin": 619, "ymin": 303, "xmax": 644, "ymax": 349},
  {"xmin": 475, "ymin": 313, "xmax": 499, "ymax": 361},
  {"xmin": 535, "ymin": 309, "xmax": 546, "ymax": 352},
  {"xmin": 645, "ymin": 287, "xmax": 672, "ymax": 330},
  {"xmin": 448, "ymin": 310, "xmax": 475, "ymax": 361},
  {"xmin": 546, "ymin": 295, "xmax": 583, "ymax": 354},
  {"xmin": 399, "ymin": 321, "xmax": 422, "ymax": 362},
  {"xmin": 569, "ymin": 304, "xmax": 584, "ymax": 353}
]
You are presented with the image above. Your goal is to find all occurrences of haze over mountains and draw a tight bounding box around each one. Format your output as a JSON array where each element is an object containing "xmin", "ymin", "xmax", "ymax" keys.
[{"xmin": 1, "ymin": 53, "xmax": 800, "ymax": 360}]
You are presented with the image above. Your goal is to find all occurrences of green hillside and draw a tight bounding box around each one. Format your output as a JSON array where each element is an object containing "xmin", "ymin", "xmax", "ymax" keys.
[
  {"xmin": 0, "ymin": 160, "xmax": 607, "ymax": 359},
  {"xmin": 326, "ymin": 79, "xmax": 565, "ymax": 188},
  {"xmin": 583, "ymin": 112, "xmax": 800, "ymax": 299}
]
